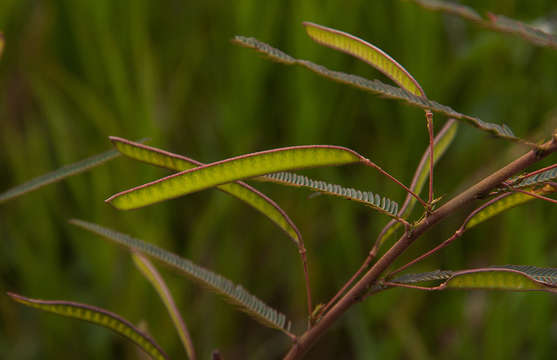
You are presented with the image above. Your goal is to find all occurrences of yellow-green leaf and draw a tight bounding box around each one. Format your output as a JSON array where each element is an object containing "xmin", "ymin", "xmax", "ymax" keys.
[
  {"xmin": 132, "ymin": 253, "xmax": 196, "ymax": 360},
  {"xmin": 7, "ymin": 292, "xmax": 169, "ymax": 360},
  {"xmin": 464, "ymin": 184, "xmax": 557, "ymax": 230},
  {"xmin": 107, "ymin": 145, "xmax": 364, "ymax": 210},
  {"xmin": 389, "ymin": 265, "xmax": 557, "ymax": 293},
  {"xmin": 303, "ymin": 22, "xmax": 425, "ymax": 97},
  {"xmin": 233, "ymin": 36, "xmax": 527, "ymax": 145},
  {"xmin": 110, "ymin": 137, "xmax": 301, "ymax": 245}
]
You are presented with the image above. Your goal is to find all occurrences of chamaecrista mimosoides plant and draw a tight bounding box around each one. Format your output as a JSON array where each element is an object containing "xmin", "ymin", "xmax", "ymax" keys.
[{"xmin": 2, "ymin": 3, "xmax": 557, "ymax": 359}]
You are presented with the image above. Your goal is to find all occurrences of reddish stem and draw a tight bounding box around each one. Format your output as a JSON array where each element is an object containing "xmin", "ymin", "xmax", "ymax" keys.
[
  {"xmin": 426, "ymin": 111, "xmax": 434, "ymax": 205},
  {"xmin": 361, "ymin": 159, "xmax": 428, "ymax": 209},
  {"xmin": 386, "ymin": 192, "xmax": 512, "ymax": 278}
]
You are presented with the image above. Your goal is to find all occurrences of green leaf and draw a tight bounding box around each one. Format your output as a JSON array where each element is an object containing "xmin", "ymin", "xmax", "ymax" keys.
[
  {"xmin": 303, "ymin": 22, "xmax": 425, "ymax": 97},
  {"xmin": 0, "ymin": 148, "xmax": 120, "ymax": 204},
  {"xmin": 389, "ymin": 265, "xmax": 557, "ymax": 292},
  {"xmin": 106, "ymin": 145, "xmax": 364, "ymax": 210},
  {"xmin": 464, "ymin": 184, "xmax": 557, "ymax": 230},
  {"xmin": 7, "ymin": 292, "xmax": 169, "ymax": 360},
  {"xmin": 69, "ymin": 219, "xmax": 293, "ymax": 336},
  {"xmin": 405, "ymin": 0, "xmax": 557, "ymax": 49},
  {"xmin": 233, "ymin": 36, "xmax": 527, "ymax": 145},
  {"xmin": 513, "ymin": 166, "xmax": 557, "ymax": 189},
  {"xmin": 109, "ymin": 137, "xmax": 302, "ymax": 246},
  {"xmin": 375, "ymin": 119, "xmax": 459, "ymax": 248},
  {"xmin": 256, "ymin": 172, "xmax": 400, "ymax": 219},
  {"xmin": 132, "ymin": 253, "xmax": 196, "ymax": 360}
]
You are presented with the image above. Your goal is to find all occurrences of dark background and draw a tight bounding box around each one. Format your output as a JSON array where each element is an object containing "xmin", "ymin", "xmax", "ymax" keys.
[{"xmin": 1, "ymin": 0, "xmax": 556, "ymax": 359}]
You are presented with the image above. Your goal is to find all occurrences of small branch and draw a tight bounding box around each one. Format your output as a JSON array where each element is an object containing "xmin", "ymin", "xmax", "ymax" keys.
[
  {"xmin": 381, "ymin": 281, "xmax": 444, "ymax": 291},
  {"xmin": 361, "ymin": 159, "xmax": 428, "ymax": 209},
  {"xmin": 316, "ymin": 251, "xmax": 375, "ymax": 320},
  {"xmin": 522, "ymin": 163, "xmax": 557, "ymax": 179},
  {"xmin": 284, "ymin": 137, "xmax": 557, "ymax": 360},
  {"xmin": 426, "ymin": 111, "xmax": 434, "ymax": 205},
  {"xmin": 298, "ymin": 246, "xmax": 313, "ymax": 329},
  {"xmin": 386, "ymin": 193, "xmax": 512, "ymax": 278}
]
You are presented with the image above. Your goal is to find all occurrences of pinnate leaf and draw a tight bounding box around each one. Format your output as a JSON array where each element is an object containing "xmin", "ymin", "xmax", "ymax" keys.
[
  {"xmin": 69, "ymin": 219, "xmax": 293, "ymax": 336},
  {"xmin": 106, "ymin": 145, "xmax": 364, "ymax": 210},
  {"xmin": 303, "ymin": 22, "xmax": 425, "ymax": 97},
  {"xmin": 7, "ymin": 292, "xmax": 169, "ymax": 360},
  {"xmin": 0, "ymin": 148, "xmax": 121, "ymax": 204},
  {"xmin": 406, "ymin": 0, "xmax": 557, "ymax": 49},
  {"xmin": 464, "ymin": 184, "xmax": 557, "ymax": 230},
  {"xmin": 110, "ymin": 137, "xmax": 302, "ymax": 246},
  {"xmin": 258, "ymin": 171, "xmax": 400, "ymax": 219},
  {"xmin": 389, "ymin": 265, "xmax": 557, "ymax": 292},
  {"xmin": 233, "ymin": 36, "xmax": 526, "ymax": 145}
]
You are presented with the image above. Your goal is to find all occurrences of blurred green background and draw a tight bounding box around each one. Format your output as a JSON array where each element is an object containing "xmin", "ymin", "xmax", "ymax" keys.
[{"xmin": 1, "ymin": 0, "xmax": 557, "ymax": 359}]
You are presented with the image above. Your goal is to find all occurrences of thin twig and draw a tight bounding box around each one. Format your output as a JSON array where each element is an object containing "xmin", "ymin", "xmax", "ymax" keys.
[
  {"xmin": 299, "ymin": 246, "xmax": 313, "ymax": 329},
  {"xmin": 284, "ymin": 137, "xmax": 557, "ymax": 360},
  {"xmin": 386, "ymin": 193, "xmax": 512, "ymax": 278},
  {"xmin": 361, "ymin": 159, "xmax": 428, "ymax": 209},
  {"xmin": 509, "ymin": 187, "xmax": 557, "ymax": 204},
  {"xmin": 426, "ymin": 111, "xmax": 434, "ymax": 205}
]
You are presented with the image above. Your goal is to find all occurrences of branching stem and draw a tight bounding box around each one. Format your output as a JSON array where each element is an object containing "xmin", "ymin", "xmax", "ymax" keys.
[{"xmin": 284, "ymin": 137, "xmax": 557, "ymax": 360}]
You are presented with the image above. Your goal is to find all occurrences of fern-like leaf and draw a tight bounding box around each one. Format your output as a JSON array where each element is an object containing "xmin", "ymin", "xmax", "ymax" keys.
[
  {"xmin": 257, "ymin": 172, "xmax": 400, "ymax": 219},
  {"xmin": 233, "ymin": 36, "xmax": 528, "ymax": 145},
  {"xmin": 375, "ymin": 119, "xmax": 459, "ymax": 248},
  {"xmin": 388, "ymin": 265, "xmax": 557, "ymax": 292},
  {"xmin": 0, "ymin": 148, "xmax": 121, "ymax": 203},
  {"xmin": 7, "ymin": 292, "xmax": 169, "ymax": 360},
  {"xmin": 106, "ymin": 145, "xmax": 364, "ymax": 210},
  {"xmin": 132, "ymin": 253, "xmax": 196, "ymax": 360},
  {"xmin": 512, "ymin": 166, "xmax": 557, "ymax": 189},
  {"xmin": 69, "ymin": 219, "xmax": 293, "ymax": 336},
  {"xmin": 464, "ymin": 184, "xmax": 557, "ymax": 230},
  {"xmin": 110, "ymin": 137, "xmax": 302, "ymax": 246},
  {"xmin": 406, "ymin": 0, "xmax": 557, "ymax": 49},
  {"xmin": 303, "ymin": 22, "xmax": 425, "ymax": 97}
]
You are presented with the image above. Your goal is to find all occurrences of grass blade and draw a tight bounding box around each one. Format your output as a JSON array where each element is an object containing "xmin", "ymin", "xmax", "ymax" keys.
[
  {"xmin": 257, "ymin": 172, "xmax": 402, "ymax": 220},
  {"xmin": 388, "ymin": 266, "xmax": 557, "ymax": 292},
  {"xmin": 375, "ymin": 119, "xmax": 459, "ymax": 249},
  {"xmin": 233, "ymin": 36, "xmax": 529, "ymax": 145},
  {"xmin": 7, "ymin": 292, "xmax": 169, "ymax": 360},
  {"xmin": 69, "ymin": 219, "xmax": 294, "ymax": 337},
  {"xmin": 132, "ymin": 253, "xmax": 196, "ymax": 360},
  {"xmin": 106, "ymin": 145, "xmax": 364, "ymax": 211},
  {"xmin": 303, "ymin": 22, "xmax": 425, "ymax": 97},
  {"xmin": 109, "ymin": 137, "xmax": 302, "ymax": 246},
  {"xmin": 0, "ymin": 148, "xmax": 120, "ymax": 204}
]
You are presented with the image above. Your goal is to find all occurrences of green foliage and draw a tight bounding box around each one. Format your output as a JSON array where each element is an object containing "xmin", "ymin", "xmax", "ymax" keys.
[
  {"xmin": 387, "ymin": 265, "xmax": 557, "ymax": 292},
  {"xmin": 7, "ymin": 292, "xmax": 169, "ymax": 360},
  {"xmin": 106, "ymin": 145, "xmax": 363, "ymax": 210},
  {"xmin": 69, "ymin": 219, "xmax": 293, "ymax": 336},
  {"xmin": 1, "ymin": 1, "xmax": 557, "ymax": 359}
]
